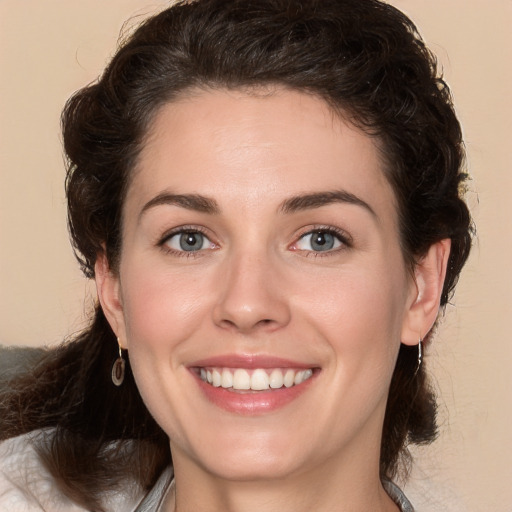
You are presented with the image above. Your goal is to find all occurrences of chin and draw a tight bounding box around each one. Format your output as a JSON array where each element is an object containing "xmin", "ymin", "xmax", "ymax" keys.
[
  {"xmin": 202, "ymin": 455, "xmax": 302, "ymax": 482},
  {"xmin": 187, "ymin": 430, "xmax": 309, "ymax": 482}
]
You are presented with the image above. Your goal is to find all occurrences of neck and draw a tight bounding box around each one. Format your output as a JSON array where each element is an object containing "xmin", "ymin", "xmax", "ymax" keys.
[{"xmin": 167, "ymin": 446, "xmax": 399, "ymax": 512}]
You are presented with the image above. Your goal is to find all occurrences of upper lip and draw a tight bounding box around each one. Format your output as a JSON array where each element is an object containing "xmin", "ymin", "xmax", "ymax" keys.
[{"xmin": 189, "ymin": 354, "xmax": 317, "ymax": 369}]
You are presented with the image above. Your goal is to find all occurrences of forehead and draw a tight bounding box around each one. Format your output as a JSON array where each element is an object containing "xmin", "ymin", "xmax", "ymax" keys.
[{"xmin": 128, "ymin": 87, "xmax": 396, "ymax": 221}]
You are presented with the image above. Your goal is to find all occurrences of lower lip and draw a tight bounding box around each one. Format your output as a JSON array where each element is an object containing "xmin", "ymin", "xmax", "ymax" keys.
[{"xmin": 193, "ymin": 372, "xmax": 317, "ymax": 415}]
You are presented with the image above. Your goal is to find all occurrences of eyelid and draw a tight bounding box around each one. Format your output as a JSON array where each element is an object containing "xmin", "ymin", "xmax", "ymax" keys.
[
  {"xmin": 158, "ymin": 225, "xmax": 207, "ymax": 243},
  {"xmin": 158, "ymin": 225, "xmax": 217, "ymax": 255},
  {"xmin": 156, "ymin": 224, "xmax": 351, "ymax": 256},
  {"xmin": 290, "ymin": 225, "xmax": 353, "ymax": 253}
]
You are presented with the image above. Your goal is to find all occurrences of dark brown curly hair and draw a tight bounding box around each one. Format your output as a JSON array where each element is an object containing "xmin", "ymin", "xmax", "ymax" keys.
[{"xmin": 1, "ymin": 0, "xmax": 472, "ymax": 509}]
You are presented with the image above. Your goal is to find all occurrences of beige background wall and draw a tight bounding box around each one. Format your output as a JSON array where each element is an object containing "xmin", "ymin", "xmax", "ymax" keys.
[{"xmin": 1, "ymin": 1, "xmax": 510, "ymax": 510}]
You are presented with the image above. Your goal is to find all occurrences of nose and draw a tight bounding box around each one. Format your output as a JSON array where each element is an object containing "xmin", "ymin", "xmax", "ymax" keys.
[{"xmin": 212, "ymin": 249, "xmax": 291, "ymax": 334}]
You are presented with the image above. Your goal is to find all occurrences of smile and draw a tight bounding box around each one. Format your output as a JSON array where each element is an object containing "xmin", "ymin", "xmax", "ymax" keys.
[{"xmin": 198, "ymin": 367, "xmax": 314, "ymax": 391}]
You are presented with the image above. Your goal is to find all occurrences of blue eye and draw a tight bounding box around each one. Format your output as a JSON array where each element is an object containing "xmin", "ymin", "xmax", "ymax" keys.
[
  {"xmin": 164, "ymin": 231, "xmax": 212, "ymax": 252},
  {"xmin": 295, "ymin": 230, "xmax": 343, "ymax": 252}
]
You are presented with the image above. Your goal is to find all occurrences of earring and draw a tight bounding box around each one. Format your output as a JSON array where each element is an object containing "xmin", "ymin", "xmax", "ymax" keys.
[
  {"xmin": 111, "ymin": 337, "xmax": 126, "ymax": 386},
  {"xmin": 414, "ymin": 338, "xmax": 423, "ymax": 377}
]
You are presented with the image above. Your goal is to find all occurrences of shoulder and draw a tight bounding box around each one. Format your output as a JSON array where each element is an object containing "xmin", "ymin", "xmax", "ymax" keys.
[
  {"xmin": 403, "ymin": 476, "xmax": 468, "ymax": 512},
  {"xmin": 383, "ymin": 480, "xmax": 415, "ymax": 512},
  {"xmin": 0, "ymin": 430, "xmax": 143, "ymax": 512},
  {"xmin": 402, "ymin": 453, "xmax": 469, "ymax": 512},
  {"xmin": 0, "ymin": 431, "xmax": 86, "ymax": 511},
  {"xmin": 0, "ymin": 433, "xmax": 76, "ymax": 512}
]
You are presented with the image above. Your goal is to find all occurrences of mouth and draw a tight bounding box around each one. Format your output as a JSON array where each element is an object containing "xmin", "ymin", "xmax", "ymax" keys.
[
  {"xmin": 189, "ymin": 356, "xmax": 319, "ymax": 414},
  {"xmin": 195, "ymin": 367, "xmax": 314, "ymax": 391}
]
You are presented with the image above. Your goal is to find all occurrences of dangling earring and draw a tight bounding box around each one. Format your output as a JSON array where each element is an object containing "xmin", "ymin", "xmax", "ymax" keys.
[
  {"xmin": 112, "ymin": 337, "xmax": 126, "ymax": 386},
  {"xmin": 414, "ymin": 337, "xmax": 423, "ymax": 377}
]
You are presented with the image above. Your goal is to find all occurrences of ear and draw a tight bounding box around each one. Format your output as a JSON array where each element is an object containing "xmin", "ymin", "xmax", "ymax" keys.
[
  {"xmin": 401, "ymin": 239, "xmax": 451, "ymax": 346},
  {"xmin": 95, "ymin": 252, "xmax": 127, "ymax": 347}
]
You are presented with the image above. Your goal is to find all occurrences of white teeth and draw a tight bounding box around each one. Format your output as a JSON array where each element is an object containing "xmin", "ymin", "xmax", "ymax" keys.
[
  {"xmin": 294, "ymin": 368, "xmax": 313, "ymax": 385},
  {"xmin": 269, "ymin": 368, "xmax": 284, "ymax": 389},
  {"xmin": 221, "ymin": 369, "xmax": 233, "ymax": 388},
  {"xmin": 251, "ymin": 369, "xmax": 270, "ymax": 390},
  {"xmin": 233, "ymin": 369, "xmax": 251, "ymax": 390},
  {"xmin": 212, "ymin": 369, "xmax": 222, "ymax": 387},
  {"xmin": 283, "ymin": 369, "xmax": 295, "ymax": 388},
  {"xmin": 199, "ymin": 367, "xmax": 313, "ymax": 391}
]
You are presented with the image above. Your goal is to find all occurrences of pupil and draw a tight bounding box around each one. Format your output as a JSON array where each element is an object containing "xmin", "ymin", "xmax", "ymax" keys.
[
  {"xmin": 180, "ymin": 232, "xmax": 203, "ymax": 251},
  {"xmin": 312, "ymin": 231, "xmax": 334, "ymax": 251}
]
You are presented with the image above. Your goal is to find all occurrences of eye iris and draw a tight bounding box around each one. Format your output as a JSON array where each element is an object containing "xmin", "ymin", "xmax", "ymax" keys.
[
  {"xmin": 179, "ymin": 232, "xmax": 203, "ymax": 251},
  {"xmin": 311, "ymin": 231, "xmax": 334, "ymax": 251}
]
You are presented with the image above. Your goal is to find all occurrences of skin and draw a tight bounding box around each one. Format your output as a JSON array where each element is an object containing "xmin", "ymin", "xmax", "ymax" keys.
[{"xmin": 96, "ymin": 87, "xmax": 450, "ymax": 512}]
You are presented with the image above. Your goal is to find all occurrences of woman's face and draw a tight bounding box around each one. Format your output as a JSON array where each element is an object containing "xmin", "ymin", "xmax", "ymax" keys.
[{"xmin": 101, "ymin": 88, "xmax": 421, "ymax": 482}]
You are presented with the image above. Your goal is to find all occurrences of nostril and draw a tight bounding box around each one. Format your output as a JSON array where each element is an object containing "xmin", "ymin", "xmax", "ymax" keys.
[
  {"xmin": 253, "ymin": 318, "xmax": 279, "ymax": 331},
  {"xmin": 217, "ymin": 317, "xmax": 278, "ymax": 333},
  {"xmin": 219, "ymin": 319, "xmax": 237, "ymax": 329},
  {"xmin": 254, "ymin": 318, "xmax": 274, "ymax": 328},
  {"xmin": 212, "ymin": 288, "xmax": 291, "ymax": 332}
]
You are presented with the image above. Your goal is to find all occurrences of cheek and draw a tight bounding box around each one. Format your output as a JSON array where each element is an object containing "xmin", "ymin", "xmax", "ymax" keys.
[
  {"xmin": 306, "ymin": 266, "xmax": 406, "ymax": 328},
  {"xmin": 296, "ymin": 265, "xmax": 408, "ymax": 368},
  {"xmin": 117, "ymin": 262, "xmax": 211, "ymax": 434},
  {"xmin": 119, "ymin": 261, "xmax": 212, "ymax": 351}
]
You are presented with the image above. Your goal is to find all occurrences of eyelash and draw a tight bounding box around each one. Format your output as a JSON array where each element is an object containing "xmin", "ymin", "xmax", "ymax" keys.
[
  {"xmin": 157, "ymin": 225, "xmax": 352, "ymax": 258},
  {"xmin": 291, "ymin": 226, "xmax": 352, "ymax": 257},
  {"xmin": 158, "ymin": 225, "xmax": 215, "ymax": 258}
]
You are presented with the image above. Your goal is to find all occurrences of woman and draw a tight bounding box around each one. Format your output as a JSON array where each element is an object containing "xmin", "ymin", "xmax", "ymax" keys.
[{"xmin": 0, "ymin": 0, "xmax": 472, "ymax": 510}]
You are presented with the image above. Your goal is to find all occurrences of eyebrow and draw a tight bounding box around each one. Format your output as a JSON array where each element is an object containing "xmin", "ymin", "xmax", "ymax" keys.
[
  {"xmin": 139, "ymin": 189, "xmax": 375, "ymax": 220},
  {"xmin": 139, "ymin": 192, "xmax": 220, "ymax": 220},
  {"xmin": 279, "ymin": 190, "xmax": 376, "ymax": 217}
]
